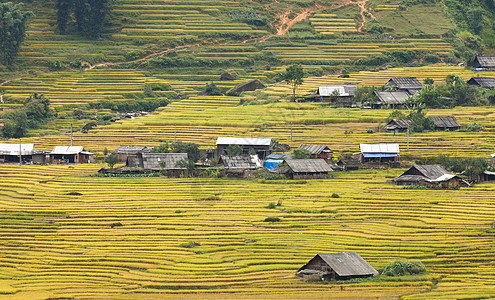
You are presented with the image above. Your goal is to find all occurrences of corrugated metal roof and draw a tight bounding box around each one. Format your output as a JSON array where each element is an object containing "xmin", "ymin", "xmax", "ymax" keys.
[
  {"xmin": 429, "ymin": 116, "xmax": 461, "ymax": 129},
  {"xmin": 298, "ymin": 144, "xmax": 332, "ymax": 154},
  {"xmin": 316, "ymin": 252, "xmax": 378, "ymax": 277},
  {"xmin": 141, "ymin": 153, "xmax": 188, "ymax": 170},
  {"xmin": 360, "ymin": 144, "xmax": 400, "ymax": 154},
  {"xmin": 286, "ymin": 159, "xmax": 333, "ymax": 173},
  {"xmin": 216, "ymin": 137, "xmax": 272, "ymax": 146},
  {"xmin": 385, "ymin": 77, "xmax": 422, "ymax": 89},
  {"xmin": 112, "ymin": 146, "xmax": 150, "ymax": 154},
  {"xmin": 0, "ymin": 143, "xmax": 34, "ymax": 156},
  {"xmin": 317, "ymin": 86, "xmax": 357, "ymax": 97},
  {"xmin": 374, "ymin": 91, "xmax": 411, "ymax": 105},
  {"xmin": 219, "ymin": 155, "xmax": 261, "ymax": 169},
  {"xmin": 50, "ymin": 146, "xmax": 85, "ymax": 155},
  {"xmin": 468, "ymin": 77, "xmax": 495, "ymax": 89},
  {"xmin": 476, "ymin": 56, "xmax": 495, "ymax": 68}
]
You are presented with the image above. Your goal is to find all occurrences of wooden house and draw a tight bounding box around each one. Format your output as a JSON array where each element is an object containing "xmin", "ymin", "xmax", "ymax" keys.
[
  {"xmin": 383, "ymin": 119, "xmax": 412, "ymax": 133},
  {"xmin": 336, "ymin": 159, "xmax": 361, "ymax": 171},
  {"xmin": 48, "ymin": 146, "xmax": 94, "ymax": 164},
  {"xmin": 359, "ymin": 144, "xmax": 399, "ymax": 163},
  {"xmin": 467, "ymin": 77, "xmax": 495, "ymax": 89},
  {"xmin": 0, "ymin": 143, "xmax": 47, "ymax": 164},
  {"xmin": 473, "ymin": 56, "xmax": 495, "ymax": 70},
  {"xmin": 297, "ymin": 252, "xmax": 378, "ymax": 281},
  {"xmin": 373, "ymin": 91, "xmax": 411, "ymax": 109},
  {"xmin": 481, "ymin": 171, "xmax": 495, "ymax": 182},
  {"xmin": 216, "ymin": 137, "xmax": 274, "ymax": 159},
  {"xmin": 127, "ymin": 153, "xmax": 188, "ymax": 172},
  {"xmin": 218, "ymin": 155, "xmax": 262, "ymax": 170},
  {"xmin": 385, "ymin": 77, "xmax": 422, "ymax": 94},
  {"xmin": 111, "ymin": 146, "xmax": 151, "ymax": 162},
  {"xmin": 297, "ymin": 144, "xmax": 333, "ymax": 161},
  {"xmin": 392, "ymin": 165, "xmax": 462, "ymax": 189},
  {"xmin": 315, "ymin": 86, "xmax": 357, "ymax": 107},
  {"xmin": 429, "ymin": 116, "xmax": 461, "ymax": 131},
  {"xmin": 284, "ymin": 159, "xmax": 333, "ymax": 179},
  {"xmin": 264, "ymin": 153, "xmax": 292, "ymax": 170}
]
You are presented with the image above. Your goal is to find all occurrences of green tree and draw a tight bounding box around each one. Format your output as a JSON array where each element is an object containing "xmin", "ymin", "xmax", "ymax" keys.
[
  {"xmin": 423, "ymin": 77, "xmax": 434, "ymax": 85},
  {"xmin": 171, "ymin": 142, "xmax": 201, "ymax": 163},
  {"xmin": 226, "ymin": 144, "xmax": 243, "ymax": 156},
  {"xmin": 292, "ymin": 149, "xmax": 312, "ymax": 159},
  {"xmin": 205, "ymin": 82, "xmax": 222, "ymax": 96},
  {"xmin": 280, "ymin": 64, "xmax": 304, "ymax": 101},
  {"xmin": 386, "ymin": 109, "xmax": 406, "ymax": 122},
  {"xmin": 0, "ymin": 2, "xmax": 34, "ymax": 66},
  {"xmin": 468, "ymin": 8, "xmax": 483, "ymax": 34},
  {"xmin": 152, "ymin": 142, "xmax": 170, "ymax": 153},
  {"xmin": 408, "ymin": 105, "xmax": 434, "ymax": 133},
  {"xmin": 56, "ymin": 0, "xmax": 73, "ymax": 34},
  {"xmin": 74, "ymin": 0, "xmax": 112, "ymax": 38},
  {"xmin": 105, "ymin": 154, "xmax": 119, "ymax": 168}
]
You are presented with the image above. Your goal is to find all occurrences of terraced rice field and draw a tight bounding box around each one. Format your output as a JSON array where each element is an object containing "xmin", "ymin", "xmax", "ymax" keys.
[{"xmin": 0, "ymin": 165, "xmax": 494, "ymax": 299}]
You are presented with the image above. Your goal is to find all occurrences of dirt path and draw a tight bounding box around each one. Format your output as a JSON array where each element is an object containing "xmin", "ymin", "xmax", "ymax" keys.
[{"xmin": 356, "ymin": 0, "xmax": 374, "ymax": 33}]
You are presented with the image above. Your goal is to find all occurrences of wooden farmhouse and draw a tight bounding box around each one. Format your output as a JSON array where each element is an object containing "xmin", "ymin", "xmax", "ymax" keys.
[
  {"xmin": 112, "ymin": 145, "xmax": 151, "ymax": 162},
  {"xmin": 359, "ymin": 144, "xmax": 400, "ymax": 164},
  {"xmin": 373, "ymin": 91, "xmax": 411, "ymax": 109},
  {"xmin": 0, "ymin": 143, "xmax": 47, "ymax": 164},
  {"xmin": 429, "ymin": 116, "xmax": 461, "ymax": 131},
  {"xmin": 383, "ymin": 119, "xmax": 412, "ymax": 133},
  {"xmin": 297, "ymin": 252, "xmax": 378, "ymax": 281},
  {"xmin": 385, "ymin": 77, "xmax": 422, "ymax": 94},
  {"xmin": 218, "ymin": 155, "xmax": 262, "ymax": 170},
  {"xmin": 216, "ymin": 137, "xmax": 275, "ymax": 159},
  {"xmin": 48, "ymin": 146, "xmax": 94, "ymax": 164},
  {"xmin": 127, "ymin": 153, "xmax": 188, "ymax": 173},
  {"xmin": 297, "ymin": 144, "xmax": 333, "ymax": 161},
  {"xmin": 392, "ymin": 165, "xmax": 462, "ymax": 189},
  {"xmin": 468, "ymin": 77, "xmax": 495, "ymax": 89},
  {"xmin": 315, "ymin": 86, "xmax": 357, "ymax": 107},
  {"xmin": 284, "ymin": 159, "xmax": 333, "ymax": 179},
  {"xmin": 481, "ymin": 171, "xmax": 495, "ymax": 182},
  {"xmin": 473, "ymin": 56, "xmax": 495, "ymax": 70},
  {"xmin": 264, "ymin": 153, "xmax": 292, "ymax": 170}
]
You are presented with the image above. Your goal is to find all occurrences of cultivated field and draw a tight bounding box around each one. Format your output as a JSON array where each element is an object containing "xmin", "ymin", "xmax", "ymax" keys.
[{"xmin": 0, "ymin": 165, "xmax": 494, "ymax": 299}]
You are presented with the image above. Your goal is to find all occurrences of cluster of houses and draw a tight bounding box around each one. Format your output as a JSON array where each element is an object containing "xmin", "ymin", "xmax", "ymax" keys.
[{"xmin": 0, "ymin": 143, "xmax": 94, "ymax": 164}]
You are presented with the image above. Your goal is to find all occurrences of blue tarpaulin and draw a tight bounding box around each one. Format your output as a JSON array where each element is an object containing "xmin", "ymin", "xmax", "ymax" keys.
[
  {"xmin": 363, "ymin": 153, "xmax": 398, "ymax": 158},
  {"xmin": 264, "ymin": 159, "xmax": 284, "ymax": 170}
]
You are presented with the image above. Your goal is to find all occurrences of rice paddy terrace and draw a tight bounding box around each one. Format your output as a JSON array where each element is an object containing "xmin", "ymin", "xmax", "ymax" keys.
[{"xmin": 0, "ymin": 165, "xmax": 495, "ymax": 299}]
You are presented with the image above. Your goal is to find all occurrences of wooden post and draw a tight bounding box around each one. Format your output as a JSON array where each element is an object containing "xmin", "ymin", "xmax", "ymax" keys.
[
  {"xmin": 407, "ymin": 127, "xmax": 409, "ymax": 150},
  {"xmin": 70, "ymin": 123, "xmax": 73, "ymax": 146},
  {"xmin": 19, "ymin": 138, "xmax": 22, "ymax": 166}
]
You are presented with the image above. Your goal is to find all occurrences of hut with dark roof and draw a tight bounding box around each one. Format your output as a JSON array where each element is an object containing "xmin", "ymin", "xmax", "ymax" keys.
[
  {"xmin": 297, "ymin": 252, "xmax": 378, "ymax": 281},
  {"xmin": 473, "ymin": 56, "xmax": 495, "ymax": 70},
  {"xmin": 127, "ymin": 153, "xmax": 188, "ymax": 174},
  {"xmin": 217, "ymin": 155, "xmax": 261, "ymax": 178},
  {"xmin": 383, "ymin": 119, "xmax": 412, "ymax": 133},
  {"xmin": 373, "ymin": 91, "xmax": 411, "ymax": 109},
  {"xmin": 297, "ymin": 144, "xmax": 333, "ymax": 161},
  {"xmin": 392, "ymin": 164, "xmax": 462, "ymax": 189},
  {"xmin": 429, "ymin": 116, "xmax": 461, "ymax": 131},
  {"xmin": 112, "ymin": 146, "xmax": 151, "ymax": 162},
  {"xmin": 385, "ymin": 77, "xmax": 422, "ymax": 94},
  {"xmin": 467, "ymin": 77, "xmax": 495, "ymax": 89},
  {"xmin": 216, "ymin": 137, "xmax": 275, "ymax": 159},
  {"xmin": 284, "ymin": 159, "xmax": 333, "ymax": 179},
  {"xmin": 315, "ymin": 86, "xmax": 357, "ymax": 107}
]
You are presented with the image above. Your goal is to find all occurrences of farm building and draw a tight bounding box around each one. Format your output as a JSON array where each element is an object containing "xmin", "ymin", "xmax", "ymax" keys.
[
  {"xmin": 359, "ymin": 144, "xmax": 400, "ymax": 163},
  {"xmin": 383, "ymin": 119, "xmax": 412, "ymax": 133},
  {"xmin": 216, "ymin": 137, "xmax": 275, "ymax": 159},
  {"xmin": 127, "ymin": 153, "xmax": 188, "ymax": 172},
  {"xmin": 0, "ymin": 143, "xmax": 47, "ymax": 164},
  {"xmin": 48, "ymin": 146, "xmax": 94, "ymax": 164},
  {"xmin": 473, "ymin": 56, "xmax": 495, "ymax": 70},
  {"xmin": 218, "ymin": 155, "xmax": 262, "ymax": 170},
  {"xmin": 336, "ymin": 159, "xmax": 361, "ymax": 171},
  {"xmin": 429, "ymin": 116, "xmax": 461, "ymax": 131},
  {"xmin": 111, "ymin": 146, "xmax": 151, "ymax": 162},
  {"xmin": 297, "ymin": 252, "xmax": 378, "ymax": 281},
  {"xmin": 297, "ymin": 144, "xmax": 333, "ymax": 161},
  {"xmin": 385, "ymin": 77, "xmax": 422, "ymax": 94},
  {"xmin": 481, "ymin": 171, "xmax": 495, "ymax": 182},
  {"xmin": 373, "ymin": 91, "xmax": 411, "ymax": 109},
  {"xmin": 284, "ymin": 159, "xmax": 333, "ymax": 179},
  {"xmin": 264, "ymin": 153, "xmax": 292, "ymax": 170},
  {"xmin": 392, "ymin": 165, "xmax": 462, "ymax": 189},
  {"xmin": 314, "ymin": 86, "xmax": 357, "ymax": 106},
  {"xmin": 467, "ymin": 77, "xmax": 495, "ymax": 89}
]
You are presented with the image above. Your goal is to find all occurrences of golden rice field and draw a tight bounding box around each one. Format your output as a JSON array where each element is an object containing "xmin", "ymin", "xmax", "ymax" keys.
[{"xmin": 0, "ymin": 165, "xmax": 494, "ymax": 299}]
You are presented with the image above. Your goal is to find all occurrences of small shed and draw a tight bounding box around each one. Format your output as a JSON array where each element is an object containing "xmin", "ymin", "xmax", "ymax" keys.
[
  {"xmin": 473, "ymin": 56, "xmax": 495, "ymax": 69},
  {"xmin": 264, "ymin": 153, "xmax": 292, "ymax": 170},
  {"xmin": 481, "ymin": 171, "xmax": 495, "ymax": 182},
  {"xmin": 284, "ymin": 159, "xmax": 333, "ymax": 179},
  {"xmin": 298, "ymin": 144, "xmax": 333, "ymax": 161},
  {"xmin": 383, "ymin": 119, "xmax": 412, "ymax": 133},
  {"xmin": 218, "ymin": 155, "xmax": 262, "ymax": 170},
  {"xmin": 385, "ymin": 77, "xmax": 422, "ymax": 94},
  {"xmin": 0, "ymin": 143, "xmax": 47, "ymax": 164},
  {"xmin": 429, "ymin": 116, "xmax": 461, "ymax": 131},
  {"xmin": 49, "ymin": 146, "xmax": 94, "ymax": 164},
  {"xmin": 360, "ymin": 144, "xmax": 400, "ymax": 163},
  {"xmin": 216, "ymin": 137, "xmax": 274, "ymax": 159},
  {"xmin": 111, "ymin": 146, "xmax": 151, "ymax": 162},
  {"xmin": 297, "ymin": 252, "xmax": 378, "ymax": 281},
  {"xmin": 128, "ymin": 153, "xmax": 188, "ymax": 171},
  {"xmin": 467, "ymin": 77, "xmax": 495, "ymax": 89},
  {"xmin": 316, "ymin": 86, "xmax": 357, "ymax": 107},
  {"xmin": 373, "ymin": 91, "xmax": 411, "ymax": 109},
  {"xmin": 392, "ymin": 164, "xmax": 462, "ymax": 189}
]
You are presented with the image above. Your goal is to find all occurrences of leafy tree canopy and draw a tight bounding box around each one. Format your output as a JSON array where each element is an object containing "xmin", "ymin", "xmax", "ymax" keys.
[{"xmin": 0, "ymin": 2, "xmax": 33, "ymax": 66}]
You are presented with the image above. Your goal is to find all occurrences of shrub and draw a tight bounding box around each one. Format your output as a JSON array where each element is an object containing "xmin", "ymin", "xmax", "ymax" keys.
[
  {"xmin": 265, "ymin": 202, "xmax": 276, "ymax": 209},
  {"xmin": 179, "ymin": 241, "xmax": 201, "ymax": 248},
  {"xmin": 264, "ymin": 217, "xmax": 281, "ymax": 222},
  {"xmin": 331, "ymin": 193, "xmax": 340, "ymax": 198},
  {"xmin": 382, "ymin": 261, "xmax": 426, "ymax": 276}
]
